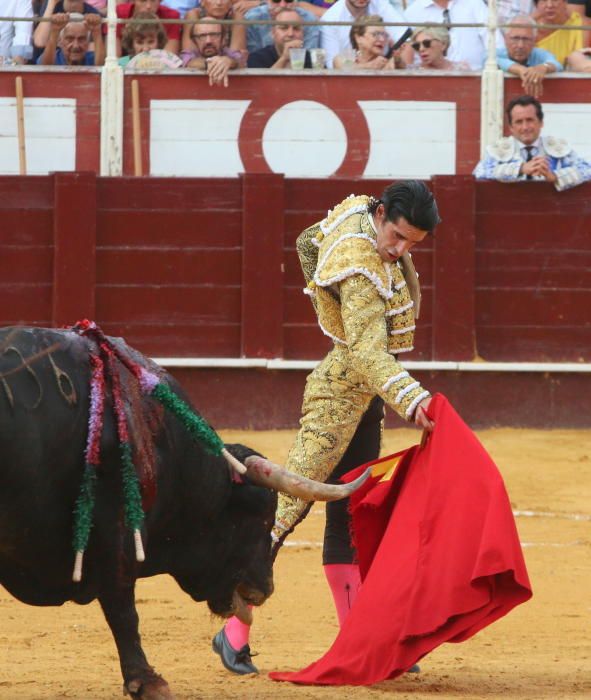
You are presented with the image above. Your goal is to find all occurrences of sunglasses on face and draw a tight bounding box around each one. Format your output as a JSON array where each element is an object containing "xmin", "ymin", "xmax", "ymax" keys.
[
  {"xmin": 412, "ymin": 39, "xmax": 436, "ymax": 50},
  {"xmin": 367, "ymin": 30, "xmax": 388, "ymax": 39}
]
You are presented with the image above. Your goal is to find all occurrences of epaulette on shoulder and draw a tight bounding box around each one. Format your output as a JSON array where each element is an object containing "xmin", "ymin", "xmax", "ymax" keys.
[
  {"xmin": 486, "ymin": 137, "xmax": 518, "ymax": 162},
  {"xmin": 319, "ymin": 194, "xmax": 370, "ymax": 236},
  {"xmin": 542, "ymin": 135, "xmax": 571, "ymax": 159}
]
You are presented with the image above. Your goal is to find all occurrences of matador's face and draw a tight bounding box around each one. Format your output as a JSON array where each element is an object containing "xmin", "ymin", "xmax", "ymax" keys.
[{"xmin": 374, "ymin": 205, "xmax": 428, "ymax": 264}]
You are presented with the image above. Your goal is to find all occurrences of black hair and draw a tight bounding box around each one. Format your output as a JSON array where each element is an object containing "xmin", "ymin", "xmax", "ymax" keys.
[
  {"xmin": 506, "ymin": 95, "xmax": 544, "ymax": 124},
  {"xmin": 368, "ymin": 180, "xmax": 441, "ymax": 232}
]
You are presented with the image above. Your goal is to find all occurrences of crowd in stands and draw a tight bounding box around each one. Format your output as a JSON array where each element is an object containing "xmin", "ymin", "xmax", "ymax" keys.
[{"xmin": 0, "ymin": 0, "xmax": 590, "ymax": 82}]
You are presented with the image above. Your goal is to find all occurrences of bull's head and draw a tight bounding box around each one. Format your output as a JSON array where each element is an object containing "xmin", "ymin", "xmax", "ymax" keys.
[{"xmin": 206, "ymin": 444, "xmax": 370, "ymax": 624}]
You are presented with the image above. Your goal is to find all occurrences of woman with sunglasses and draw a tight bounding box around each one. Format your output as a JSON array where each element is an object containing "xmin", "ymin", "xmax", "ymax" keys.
[
  {"xmin": 408, "ymin": 25, "xmax": 469, "ymax": 70},
  {"xmin": 333, "ymin": 15, "xmax": 397, "ymax": 70}
]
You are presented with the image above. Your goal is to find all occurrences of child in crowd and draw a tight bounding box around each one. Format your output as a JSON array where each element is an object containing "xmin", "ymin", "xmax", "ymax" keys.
[{"xmin": 119, "ymin": 11, "xmax": 182, "ymax": 68}]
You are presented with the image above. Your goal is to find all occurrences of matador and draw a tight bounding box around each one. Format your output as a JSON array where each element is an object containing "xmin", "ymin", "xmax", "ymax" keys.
[
  {"xmin": 212, "ymin": 180, "xmax": 441, "ymax": 675},
  {"xmin": 273, "ymin": 184, "xmax": 440, "ymax": 543}
]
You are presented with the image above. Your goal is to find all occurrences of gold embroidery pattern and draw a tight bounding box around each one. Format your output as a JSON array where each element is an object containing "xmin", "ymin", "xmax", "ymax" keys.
[
  {"xmin": 386, "ymin": 265, "xmax": 416, "ymax": 352},
  {"xmin": 276, "ymin": 345, "xmax": 377, "ymax": 536},
  {"xmin": 296, "ymin": 196, "xmax": 416, "ymax": 354}
]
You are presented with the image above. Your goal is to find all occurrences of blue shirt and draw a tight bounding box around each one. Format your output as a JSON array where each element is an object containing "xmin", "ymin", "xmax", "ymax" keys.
[
  {"xmin": 158, "ymin": 0, "xmax": 199, "ymax": 18},
  {"xmin": 496, "ymin": 46, "xmax": 563, "ymax": 72},
  {"xmin": 243, "ymin": 5, "xmax": 320, "ymax": 53},
  {"xmin": 37, "ymin": 47, "xmax": 96, "ymax": 65}
]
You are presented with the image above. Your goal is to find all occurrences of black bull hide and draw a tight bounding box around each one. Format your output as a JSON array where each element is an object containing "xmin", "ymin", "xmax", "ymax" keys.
[{"xmin": 0, "ymin": 327, "xmax": 277, "ymax": 699}]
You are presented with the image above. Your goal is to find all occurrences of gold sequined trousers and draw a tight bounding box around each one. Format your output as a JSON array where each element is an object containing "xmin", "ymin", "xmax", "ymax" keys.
[{"xmin": 275, "ymin": 344, "xmax": 384, "ymax": 538}]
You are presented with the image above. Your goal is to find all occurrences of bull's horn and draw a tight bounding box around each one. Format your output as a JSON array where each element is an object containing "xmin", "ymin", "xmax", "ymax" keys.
[
  {"xmin": 244, "ymin": 455, "xmax": 371, "ymax": 502},
  {"xmin": 221, "ymin": 447, "xmax": 247, "ymax": 475}
]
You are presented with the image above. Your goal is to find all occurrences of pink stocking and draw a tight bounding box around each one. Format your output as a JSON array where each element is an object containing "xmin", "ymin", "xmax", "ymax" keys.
[
  {"xmin": 224, "ymin": 613, "xmax": 252, "ymax": 650},
  {"xmin": 323, "ymin": 564, "xmax": 361, "ymax": 627}
]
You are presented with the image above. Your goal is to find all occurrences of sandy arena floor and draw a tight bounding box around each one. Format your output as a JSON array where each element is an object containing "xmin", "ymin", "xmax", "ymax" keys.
[{"xmin": 1, "ymin": 427, "xmax": 590, "ymax": 700}]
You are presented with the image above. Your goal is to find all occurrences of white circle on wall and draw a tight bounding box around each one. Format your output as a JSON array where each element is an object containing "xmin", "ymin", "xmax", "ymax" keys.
[{"xmin": 262, "ymin": 101, "xmax": 347, "ymax": 178}]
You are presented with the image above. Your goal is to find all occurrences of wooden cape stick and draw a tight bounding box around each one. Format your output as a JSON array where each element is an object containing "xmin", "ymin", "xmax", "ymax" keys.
[
  {"xmin": 131, "ymin": 79, "xmax": 142, "ymax": 176},
  {"xmin": 15, "ymin": 76, "xmax": 26, "ymax": 175}
]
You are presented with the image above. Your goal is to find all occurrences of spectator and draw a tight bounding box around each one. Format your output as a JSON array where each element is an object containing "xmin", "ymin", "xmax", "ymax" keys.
[
  {"xmin": 473, "ymin": 95, "xmax": 591, "ymax": 191},
  {"xmin": 159, "ymin": 0, "xmax": 198, "ymax": 17},
  {"xmin": 0, "ymin": 0, "xmax": 34, "ymax": 64},
  {"xmin": 566, "ymin": 47, "xmax": 591, "ymax": 70},
  {"xmin": 407, "ymin": 24, "xmax": 471, "ymax": 69},
  {"xmin": 404, "ymin": 0, "xmax": 492, "ymax": 70},
  {"xmin": 540, "ymin": 0, "xmax": 590, "ymax": 47},
  {"xmin": 333, "ymin": 15, "xmax": 397, "ymax": 68},
  {"xmin": 37, "ymin": 12, "xmax": 105, "ymax": 65},
  {"xmin": 84, "ymin": 0, "xmax": 106, "ymax": 16},
  {"xmin": 119, "ymin": 11, "xmax": 180, "ymax": 68},
  {"xmin": 497, "ymin": 0, "xmax": 534, "ymax": 26},
  {"xmin": 497, "ymin": 15, "xmax": 561, "ymax": 96},
  {"xmin": 183, "ymin": 17, "xmax": 244, "ymax": 85},
  {"xmin": 115, "ymin": 0, "xmax": 182, "ymax": 55},
  {"xmin": 182, "ymin": 0, "xmax": 247, "ymax": 62},
  {"xmin": 34, "ymin": 0, "xmax": 100, "ymax": 52},
  {"xmin": 532, "ymin": 0, "xmax": 584, "ymax": 66},
  {"xmin": 322, "ymin": 0, "xmax": 409, "ymax": 68},
  {"xmin": 244, "ymin": 0, "xmax": 320, "ymax": 54},
  {"xmin": 291, "ymin": 0, "xmax": 330, "ymax": 18},
  {"xmin": 247, "ymin": 7, "xmax": 312, "ymax": 67}
]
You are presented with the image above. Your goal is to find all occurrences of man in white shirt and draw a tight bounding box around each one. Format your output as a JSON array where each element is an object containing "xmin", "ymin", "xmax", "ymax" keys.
[
  {"xmin": 0, "ymin": 0, "xmax": 34, "ymax": 64},
  {"xmin": 321, "ymin": 0, "xmax": 409, "ymax": 68},
  {"xmin": 404, "ymin": 0, "xmax": 490, "ymax": 70}
]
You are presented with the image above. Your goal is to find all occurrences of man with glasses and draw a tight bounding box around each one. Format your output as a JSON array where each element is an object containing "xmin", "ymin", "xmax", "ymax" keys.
[
  {"xmin": 243, "ymin": 0, "xmax": 320, "ymax": 53},
  {"xmin": 404, "ymin": 0, "xmax": 494, "ymax": 70},
  {"xmin": 497, "ymin": 15, "xmax": 561, "ymax": 97},
  {"xmin": 321, "ymin": 0, "xmax": 410, "ymax": 68},
  {"xmin": 182, "ymin": 16, "xmax": 244, "ymax": 85},
  {"xmin": 474, "ymin": 95, "xmax": 591, "ymax": 191}
]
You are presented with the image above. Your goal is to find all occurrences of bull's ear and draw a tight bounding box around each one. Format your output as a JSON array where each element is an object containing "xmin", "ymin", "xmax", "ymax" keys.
[
  {"xmin": 224, "ymin": 443, "xmax": 263, "ymax": 464},
  {"xmin": 229, "ymin": 481, "xmax": 277, "ymax": 517}
]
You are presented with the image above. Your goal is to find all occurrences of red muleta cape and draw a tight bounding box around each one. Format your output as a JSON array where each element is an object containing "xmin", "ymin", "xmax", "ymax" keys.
[{"xmin": 270, "ymin": 394, "xmax": 532, "ymax": 685}]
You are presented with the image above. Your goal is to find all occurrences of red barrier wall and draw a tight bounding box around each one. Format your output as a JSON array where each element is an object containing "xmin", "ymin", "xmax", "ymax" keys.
[
  {"xmin": 0, "ymin": 69, "xmax": 102, "ymax": 173},
  {"xmin": 475, "ymin": 181, "xmax": 591, "ymax": 361},
  {"xmin": 1, "ymin": 173, "xmax": 589, "ymax": 427},
  {"xmin": 122, "ymin": 72, "xmax": 481, "ymax": 178}
]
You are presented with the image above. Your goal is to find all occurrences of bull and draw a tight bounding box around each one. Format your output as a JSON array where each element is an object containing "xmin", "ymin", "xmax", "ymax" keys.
[{"xmin": 0, "ymin": 326, "xmax": 367, "ymax": 699}]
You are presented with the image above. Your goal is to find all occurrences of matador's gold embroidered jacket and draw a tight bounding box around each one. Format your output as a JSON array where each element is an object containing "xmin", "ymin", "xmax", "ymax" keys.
[{"xmin": 297, "ymin": 194, "xmax": 430, "ymax": 421}]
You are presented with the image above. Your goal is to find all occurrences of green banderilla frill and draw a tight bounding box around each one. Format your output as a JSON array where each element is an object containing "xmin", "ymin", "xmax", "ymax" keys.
[
  {"xmin": 150, "ymin": 382, "xmax": 225, "ymax": 456},
  {"xmin": 73, "ymin": 464, "xmax": 96, "ymax": 556}
]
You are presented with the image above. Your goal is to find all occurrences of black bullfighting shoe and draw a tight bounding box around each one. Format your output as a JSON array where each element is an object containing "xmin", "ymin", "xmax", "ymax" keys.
[
  {"xmin": 407, "ymin": 663, "xmax": 421, "ymax": 673},
  {"xmin": 212, "ymin": 628, "xmax": 259, "ymax": 675}
]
